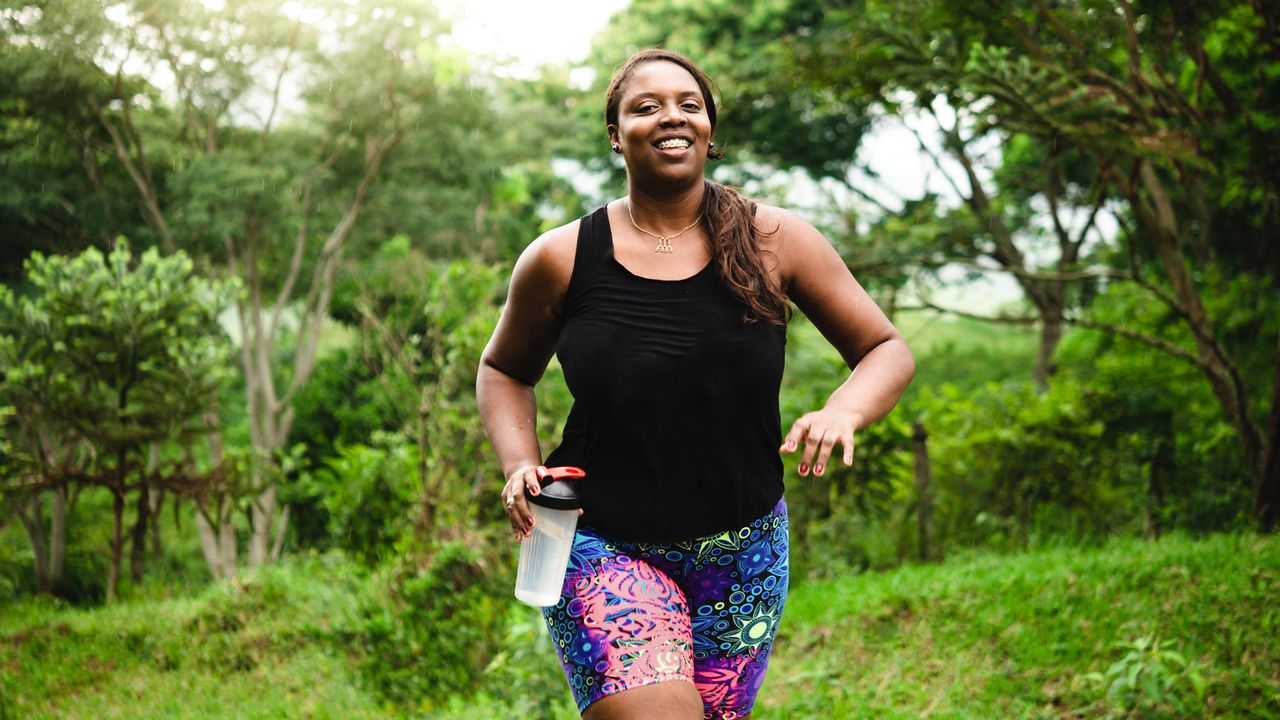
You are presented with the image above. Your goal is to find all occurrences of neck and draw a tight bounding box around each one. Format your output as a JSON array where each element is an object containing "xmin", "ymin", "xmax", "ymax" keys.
[{"xmin": 626, "ymin": 179, "xmax": 705, "ymax": 233}]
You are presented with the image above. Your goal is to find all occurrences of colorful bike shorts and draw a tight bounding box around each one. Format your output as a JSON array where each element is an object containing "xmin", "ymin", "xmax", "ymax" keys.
[{"xmin": 543, "ymin": 497, "xmax": 789, "ymax": 719}]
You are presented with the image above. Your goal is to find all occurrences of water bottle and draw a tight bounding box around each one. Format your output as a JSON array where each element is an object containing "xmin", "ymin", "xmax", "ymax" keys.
[{"xmin": 514, "ymin": 466, "xmax": 585, "ymax": 607}]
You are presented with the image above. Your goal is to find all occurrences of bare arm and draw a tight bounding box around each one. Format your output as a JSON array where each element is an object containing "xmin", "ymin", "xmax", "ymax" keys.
[
  {"xmin": 476, "ymin": 221, "xmax": 577, "ymax": 539},
  {"xmin": 764, "ymin": 206, "xmax": 916, "ymax": 476}
]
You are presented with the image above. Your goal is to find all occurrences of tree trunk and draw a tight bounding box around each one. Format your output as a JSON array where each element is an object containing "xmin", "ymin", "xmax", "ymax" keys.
[
  {"xmin": 129, "ymin": 482, "xmax": 150, "ymax": 583},
  {"xmin": 1034, "ymin": 308, "xmax": 1065, "ymax": 388},
  {"xmin": 150, "ymin": 488, "xmax": 165, "ymax": 560},
  {"xmin": 269, "ymin": 504, "xmax": 290, "ymax": 561},
  {"xmin": 15, "ymin": 496, "xmax": 50, "ymax": 593},
  {"xmin": 49, "ymin": 485, "xmax": 67, "ymax": 587},
  {"xmin": 1257, "ymin": 335, "xmax": 1280, "ymax": 531},
  {"xmin": 195, "ymin": 506, "xmax": 224, "ymax": 580},
  {"xmin": 108, "ymin": 487, "xmax": 125, "ymax": 602},
  {"xmin": 912, "ymin": 422, "xmax": 935, "ymax": 562},
  {"xmin": 1134, "ymin": 162, "xmax": 1263, "ymax": 470},
  {"xmin": 219, "ymin": 500, "xmax": 237, "ymax": 578},
  {"xmin": 248, "ymin": 482, "xmax": 277, "ymax": 566}
]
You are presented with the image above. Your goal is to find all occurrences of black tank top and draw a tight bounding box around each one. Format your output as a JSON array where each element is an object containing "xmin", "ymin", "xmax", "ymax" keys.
[{"xmin": 544, "ymin": 206, "xmax": 786, "ymax": 543}]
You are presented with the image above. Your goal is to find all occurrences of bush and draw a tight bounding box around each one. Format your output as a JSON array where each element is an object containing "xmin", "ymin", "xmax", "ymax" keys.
[
  {"xmin": 345, "ymin": 541, "xmax": 510, "ymax": 711},
  {"xmin": 293, "ymin": 437, "xmax": 419, "ymax": 566}
]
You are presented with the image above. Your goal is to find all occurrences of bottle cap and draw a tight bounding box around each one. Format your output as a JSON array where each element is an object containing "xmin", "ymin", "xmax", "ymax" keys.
[{"xmin": 526, "ymin": 466, "xmax": 584, "ymax": 511}]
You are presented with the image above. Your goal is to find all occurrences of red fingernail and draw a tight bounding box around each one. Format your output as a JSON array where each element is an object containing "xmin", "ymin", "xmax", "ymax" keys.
[
  {"xmin": 815, "ymin": 464, "xmax": 824, "ymax": 476},
  {"xmin": 798, "ymin": 462, "xmax": 808, "ymax": 475}
]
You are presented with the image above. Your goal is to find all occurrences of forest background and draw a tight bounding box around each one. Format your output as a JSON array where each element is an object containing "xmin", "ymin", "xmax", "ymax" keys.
[{"xmin": 1, "ymin": 0, "xmax": 1278, "ymax": 718}]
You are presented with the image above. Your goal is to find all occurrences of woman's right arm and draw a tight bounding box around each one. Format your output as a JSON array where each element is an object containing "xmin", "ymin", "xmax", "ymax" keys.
[{"xmin": 477, "ymin": 222, "xmax": 577, "ymax": 541}]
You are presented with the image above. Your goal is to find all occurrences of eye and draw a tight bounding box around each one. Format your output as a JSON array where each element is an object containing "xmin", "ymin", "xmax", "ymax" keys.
[
  {"xmin": 635, "ymin": 102, "xmax": 659, "ymax": 113},
  {"xmin": 682, "ymin": 101, "xmax": 702, "ymax": 111}
]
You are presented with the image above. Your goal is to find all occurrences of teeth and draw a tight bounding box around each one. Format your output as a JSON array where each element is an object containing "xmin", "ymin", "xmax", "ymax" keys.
[{"xmin": 657, "ymin": 139, "xmax": 690, "ymax": 149}]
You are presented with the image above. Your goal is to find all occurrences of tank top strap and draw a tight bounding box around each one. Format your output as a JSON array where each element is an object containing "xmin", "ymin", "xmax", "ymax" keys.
[{"xmin": 564, "ymin": 206, "xmax": 612, "ymax": 302}]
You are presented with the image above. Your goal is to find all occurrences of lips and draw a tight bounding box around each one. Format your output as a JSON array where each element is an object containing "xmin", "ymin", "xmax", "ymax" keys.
[{"xmin": 652, "ymin": 134, "xmax": 694, "ymax": 156}]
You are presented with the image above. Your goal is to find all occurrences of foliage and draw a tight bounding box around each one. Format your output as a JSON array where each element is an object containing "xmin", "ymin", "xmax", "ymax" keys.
[
  {"xmin": 1, "ymin": 532, "xmax": 1274, "ymax": 718},
  {"xmin": 1084, "ymin": 634, "xmax": 1209, "ymax": 718},
  {"xmin": 0, "ymin": 241, "xmax": 232, "ymax": 597},
  {"xmin": 296, "ymin": 437, "xmax": 418, "ymax": 566},
  {"xmin": 291, "ymin": 247, "xmax": 518, "ymax": 555},
  {"xmin": 0, "ymin": 242, "xmax": 233, "ymax": 458},
  {"xmin": 343, "ymin": 542, "xmax": 510, "ymax": 711}
]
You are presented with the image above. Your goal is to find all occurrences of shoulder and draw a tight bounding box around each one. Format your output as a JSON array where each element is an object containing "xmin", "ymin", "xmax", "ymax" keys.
[
  {"xmin": 517, "ymin": 217, "xmax": 579, "ymax": 278},
  {"xmin": 751, "ymin": 203, "xmax": 835, "ymax": 285},
  {"xmin": 509, "ymin": 217, "xmax": 581, "ymax": 309}
]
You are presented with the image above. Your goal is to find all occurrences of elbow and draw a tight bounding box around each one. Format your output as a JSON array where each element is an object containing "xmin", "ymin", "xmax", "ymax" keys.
[
  {"xmin": 903, "ymin": 346, "xmax": 918, "ymax": 388},
  {"xmin": 476, "ymin": 351, "xmax": 539, "ymax": 394}
]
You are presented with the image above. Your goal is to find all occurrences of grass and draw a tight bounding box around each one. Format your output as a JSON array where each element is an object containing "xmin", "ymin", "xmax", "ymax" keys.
[
  {"xmin": 1, "ymin": 533, "xmax": 1275, "ymax": 719},
  {"xmin": 763, "ymin": 533, "xmax": 1280, "ymax": 719}
]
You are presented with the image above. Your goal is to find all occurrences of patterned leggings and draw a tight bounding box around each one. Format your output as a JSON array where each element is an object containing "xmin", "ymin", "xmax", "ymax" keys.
[{"xmin": 542, "ymin": 497, "xmax": 789, "ymax": 719}]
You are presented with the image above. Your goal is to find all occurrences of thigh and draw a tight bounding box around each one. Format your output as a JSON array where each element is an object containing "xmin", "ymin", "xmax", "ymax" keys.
[
  {"xmin": 544, "ymin": 526, "xmax": 697, "ymax": 715},
  {"xmin": 659, "ymin": 498, "xmax": 789, "ymax": 720}
]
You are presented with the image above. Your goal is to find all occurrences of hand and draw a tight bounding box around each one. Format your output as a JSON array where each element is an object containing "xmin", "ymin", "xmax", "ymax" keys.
[
  {"xmin": 501, "ymin": 464, "xmax": 545, "ymax": 541},
  {"xmin": 780, "ymin": 409, "xmax": 861, "ymax": 477}
]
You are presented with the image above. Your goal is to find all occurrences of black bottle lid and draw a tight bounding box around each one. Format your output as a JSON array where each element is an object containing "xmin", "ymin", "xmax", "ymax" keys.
[{"xmin": 526, "ymin": 466, "xmax": 584, "ymax": 511}]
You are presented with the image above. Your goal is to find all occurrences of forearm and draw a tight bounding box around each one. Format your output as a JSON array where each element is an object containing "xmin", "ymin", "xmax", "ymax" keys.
[
  {"xmin": 824, "ymin": 337, "xmax": 916, "ymax": 430},
  {"xmin": 476, "ymin": 362, "xmax": 544, "ymax": 478}
]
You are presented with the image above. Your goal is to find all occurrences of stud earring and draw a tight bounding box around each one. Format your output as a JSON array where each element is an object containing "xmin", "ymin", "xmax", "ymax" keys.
[
  {"xmin": 611, "ymin": 144, "xmax": 621, "ymax": 153},
  {"xmin": 709, "ymin": 141, "xmax": 716, "ymax": 148}
]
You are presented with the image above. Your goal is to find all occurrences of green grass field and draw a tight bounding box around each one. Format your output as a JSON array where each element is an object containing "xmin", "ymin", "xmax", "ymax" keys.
[{"xmin": 2, "ymin": 533, "xmax": 1276, "ymax": 719}]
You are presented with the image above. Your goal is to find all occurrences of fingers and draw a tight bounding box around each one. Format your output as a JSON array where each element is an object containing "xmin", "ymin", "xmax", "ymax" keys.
[
  {"xmin": 782, "ymin": 412, "xmax": 856, "ymax": 477},
  {"xmin": 502, "ymin": 464, "xmax": 546, "ymax": 541}
]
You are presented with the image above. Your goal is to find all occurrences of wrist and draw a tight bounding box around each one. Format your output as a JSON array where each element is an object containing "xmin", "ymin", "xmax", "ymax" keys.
[
  {"xmin": 504, "ymin": 461, "xmax": 543, "ymax": 481},
  {"xmin": 823, "ymin": 405, "xmax": 866, "ymax": 431}
]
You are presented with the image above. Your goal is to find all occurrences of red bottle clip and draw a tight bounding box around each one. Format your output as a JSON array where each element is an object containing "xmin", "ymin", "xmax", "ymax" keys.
[{"xmin": 536, "ymin": 465, "xmax": 586, "ymax": 485}]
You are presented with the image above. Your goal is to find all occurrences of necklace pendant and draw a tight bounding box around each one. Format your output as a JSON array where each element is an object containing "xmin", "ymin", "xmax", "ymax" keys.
[{"xmin": 654, "ymin": 236, "xmax": 673, "ymax": 253}]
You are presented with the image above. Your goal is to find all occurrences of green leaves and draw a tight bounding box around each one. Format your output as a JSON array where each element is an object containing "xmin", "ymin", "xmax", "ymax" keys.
[
  {"xmin": 0, "ymin": 240, "xmax": 232, "ymax": 463},
  {"xmin": 1084, "ymin": 633, "xmax": 1210, "ymax": 715}
]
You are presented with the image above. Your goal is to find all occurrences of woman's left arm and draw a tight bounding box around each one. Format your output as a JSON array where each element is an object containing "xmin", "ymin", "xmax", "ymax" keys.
[{"xmin": 768, "ymin": 207, "xmax": 916, "ymax": 477}]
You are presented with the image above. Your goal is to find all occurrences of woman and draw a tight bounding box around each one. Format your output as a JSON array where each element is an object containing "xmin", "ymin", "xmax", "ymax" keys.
[{"xmin": 477, "ymin": 49, "xmax": 914, "ymax": 720}]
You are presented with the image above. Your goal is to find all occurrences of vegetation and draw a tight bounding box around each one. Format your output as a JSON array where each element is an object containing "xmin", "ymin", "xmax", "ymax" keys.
[
  {"xmin": 2, "ymin": 532, "xmax": 1274, "ymax": 718},
  {"xmin": 1, "ymin": 0, "xmax": 1276, "ymax": 717}
]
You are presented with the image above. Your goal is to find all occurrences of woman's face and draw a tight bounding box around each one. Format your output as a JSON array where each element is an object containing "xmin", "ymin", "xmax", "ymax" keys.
[{"xmin": 609, "ymin": 60, "xmax": 713, "ymax": 189}]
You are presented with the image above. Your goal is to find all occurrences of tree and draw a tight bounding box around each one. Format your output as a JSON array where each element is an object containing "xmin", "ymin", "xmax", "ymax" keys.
[
  {"xmin": 0, "ymin": 242, "xmax": 231, "ymax": 600},
  {"xmin": 588, "ymin": 0, "xmax": 1280, "ymax": 527},
  {"xmin": 2, "ymin": 0, "xmax": 557, "ymax": 570}
]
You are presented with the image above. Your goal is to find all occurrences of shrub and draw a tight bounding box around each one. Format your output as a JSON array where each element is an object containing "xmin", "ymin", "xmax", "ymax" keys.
[{"xmin": 345, "ymin": 541, "xmax": 509, "ymax": 710}]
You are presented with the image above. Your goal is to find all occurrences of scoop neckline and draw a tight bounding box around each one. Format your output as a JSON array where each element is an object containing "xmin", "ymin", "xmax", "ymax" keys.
[{"xmin": 601, "ymin": 205, "xmax": 714, "ymax": 284}]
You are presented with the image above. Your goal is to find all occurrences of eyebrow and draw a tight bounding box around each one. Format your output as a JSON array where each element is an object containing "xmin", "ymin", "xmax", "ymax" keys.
[{"xmin": 629, "ymin": 90, "xmax": 702, "ymax": 101}]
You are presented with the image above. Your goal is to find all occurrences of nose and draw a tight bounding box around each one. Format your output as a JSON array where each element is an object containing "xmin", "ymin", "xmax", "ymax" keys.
[{"xmin": 658, "ymin": 101, "xmax": 687, "ymax": 127}]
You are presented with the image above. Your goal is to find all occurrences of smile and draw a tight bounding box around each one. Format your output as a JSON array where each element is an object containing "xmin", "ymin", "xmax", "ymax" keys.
[{"xmin": 656, "ymin": 138, "xmax": 691, "ymax": 149}]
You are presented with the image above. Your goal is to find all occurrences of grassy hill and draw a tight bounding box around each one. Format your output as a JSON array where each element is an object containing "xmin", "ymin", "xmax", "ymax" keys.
[{"xmin": 2, "ymin": 533, "xmax": 1275, "ymax": 719}]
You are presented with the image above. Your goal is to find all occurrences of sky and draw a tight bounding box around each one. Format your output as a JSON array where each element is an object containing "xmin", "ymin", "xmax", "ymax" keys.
[{"xmin": 442, "ymin": 0, "xmax": 631, "ymax": 74}]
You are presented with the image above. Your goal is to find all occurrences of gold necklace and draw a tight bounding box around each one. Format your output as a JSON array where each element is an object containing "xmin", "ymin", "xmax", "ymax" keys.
[{"xmin": 627, "ymin": 201, "xmax": 702, "ymax": 254}]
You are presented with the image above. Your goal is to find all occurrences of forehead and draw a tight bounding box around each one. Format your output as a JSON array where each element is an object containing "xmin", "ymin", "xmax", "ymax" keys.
[{"xmin": 619, "ymin": 60, "xmax": 702, "ymax": 100}]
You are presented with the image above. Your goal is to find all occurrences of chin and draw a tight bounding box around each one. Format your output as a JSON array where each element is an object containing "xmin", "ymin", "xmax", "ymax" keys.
[{"xmin": 645, "ymin": 164, "xmax": 706, "ymax": 188}]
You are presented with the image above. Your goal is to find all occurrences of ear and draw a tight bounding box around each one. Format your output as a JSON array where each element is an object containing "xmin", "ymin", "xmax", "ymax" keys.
[{"xmin": 607, "ymin": 124, "xmax": 620, "ymax": 147}]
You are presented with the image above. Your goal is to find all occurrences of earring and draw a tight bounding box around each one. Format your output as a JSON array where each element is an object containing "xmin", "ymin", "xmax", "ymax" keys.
[
  {"xmin": 611, "ymin": 144, "xmax": 621, "ymax": 153},
  {"xmin": 709, "ymin": 141, "xmax": 716, "ymax": 148}
]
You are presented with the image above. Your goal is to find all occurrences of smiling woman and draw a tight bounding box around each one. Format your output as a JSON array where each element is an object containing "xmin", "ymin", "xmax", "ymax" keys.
[{"xmin": 476, "ymin": 49, "xmax": 916, "ymax": 720}]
